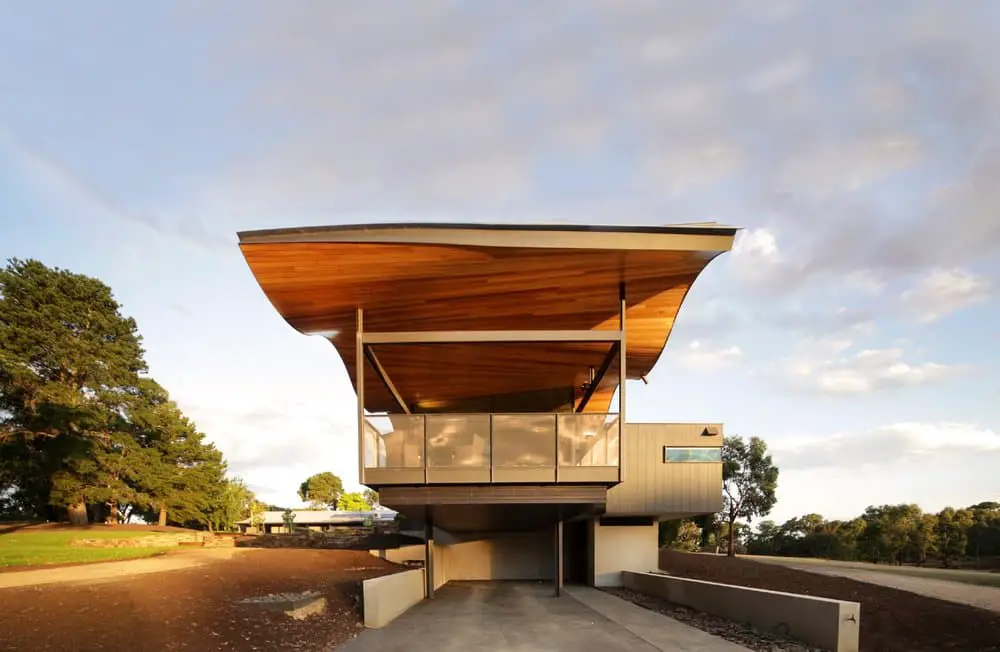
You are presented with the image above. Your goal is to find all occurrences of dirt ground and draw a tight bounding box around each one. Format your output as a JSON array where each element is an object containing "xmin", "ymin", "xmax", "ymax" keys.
[
  {"xmin": 0, "ymin": 549, "xmax": 402, "ymax": 652},
  {"xmin": 660, "ymin": 550, "xmax": 1000, "ymax": 652},
  {"xmin": 749, "ymin": 555, "xmax": 1000, "ymax": 614}
]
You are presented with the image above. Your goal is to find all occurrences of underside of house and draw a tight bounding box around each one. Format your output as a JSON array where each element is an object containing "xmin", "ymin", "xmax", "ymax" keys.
[{"xmin": 239, "ymin": 222, "xmax": 736, "ymax": 594}]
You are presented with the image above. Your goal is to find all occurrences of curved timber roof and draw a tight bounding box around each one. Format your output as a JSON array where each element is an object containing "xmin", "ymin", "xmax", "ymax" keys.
[{"xmin": 238, "ymin": 222, "xmax": 737, "ymax": 413}]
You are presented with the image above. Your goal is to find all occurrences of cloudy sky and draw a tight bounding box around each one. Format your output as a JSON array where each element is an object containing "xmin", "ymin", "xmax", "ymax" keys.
[{"xmin": 2, "ymin": 1, "xmax": 998, "ymax": 525}]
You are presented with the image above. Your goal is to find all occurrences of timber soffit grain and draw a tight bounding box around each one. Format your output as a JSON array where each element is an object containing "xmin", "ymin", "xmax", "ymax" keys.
[{"xmin": 238, "ymin": 222, "xmax": 738, "ymax": 412}]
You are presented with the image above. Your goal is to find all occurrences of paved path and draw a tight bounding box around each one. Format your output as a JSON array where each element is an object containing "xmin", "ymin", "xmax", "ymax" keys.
[
  {"xmin": 0, "ymin": 548, "xmax": 248, "ymax": 589},
  {"xmin": 752, "ymin": 557, "xmax": 1000, "ymax": 614},
  {"xmin": 340, "ymin": 582, "xmax": 747, "ymax": 652}
]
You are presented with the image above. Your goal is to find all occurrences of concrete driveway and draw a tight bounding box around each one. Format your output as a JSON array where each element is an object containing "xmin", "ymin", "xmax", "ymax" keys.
[{"xmin": 340, "ymin": 582, "xmax": 746, "ymax": 652}]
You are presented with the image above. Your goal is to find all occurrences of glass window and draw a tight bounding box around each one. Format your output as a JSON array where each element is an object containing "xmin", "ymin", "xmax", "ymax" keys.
[{"xmin": 663, "ymin": 447, "xmax": 721, "ymax": 463}]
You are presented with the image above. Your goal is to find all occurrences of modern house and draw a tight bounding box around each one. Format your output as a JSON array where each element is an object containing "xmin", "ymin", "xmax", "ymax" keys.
[{"xmin": 238, "ymin": 222, "xmax": 735, "ymax": 596}]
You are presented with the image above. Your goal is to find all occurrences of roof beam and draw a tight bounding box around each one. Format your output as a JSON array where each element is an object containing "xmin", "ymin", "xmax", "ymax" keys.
[
  {"xmin": 363, "ymin": 329, "xmax": 623, "ymax": 345},
  {"xmin": 575, "ymin": 341, "xmax": 620, "ymax": 413},
  {"xmin": 363, "ymin": 345, "xmax": 411, "ymax": 414}
]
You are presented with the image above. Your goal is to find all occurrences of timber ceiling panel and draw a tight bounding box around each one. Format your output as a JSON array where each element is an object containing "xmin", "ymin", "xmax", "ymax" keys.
[{"xmin": 239, "ymin": 225, "xmax": 735, "ymax": 413}]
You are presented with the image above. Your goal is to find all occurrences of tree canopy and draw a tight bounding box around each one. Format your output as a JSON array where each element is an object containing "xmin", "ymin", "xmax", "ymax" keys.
[
  {"xmin": 298, "ymin": 472, "xmax": 344, "ymax": 509},
  {"xmin": 0, "ymin": 258, "xmax": 249, "ymax": 528},
  {"xmin": 738, "ymin": 502, "xmax": 1000, "ymax": 567},
  {"xmin": 337, "ymin": 491, "xmax": 372, "ymax": 511},
  {"xmin": 721, "ymin": 435, "xmax": 779, "ymax": 556}
]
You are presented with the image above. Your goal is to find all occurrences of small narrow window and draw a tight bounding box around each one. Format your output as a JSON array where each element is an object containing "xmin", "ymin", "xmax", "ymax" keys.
[{"xmin": 663, "ymin": 447, "xmax": 722, "ymax": 463}]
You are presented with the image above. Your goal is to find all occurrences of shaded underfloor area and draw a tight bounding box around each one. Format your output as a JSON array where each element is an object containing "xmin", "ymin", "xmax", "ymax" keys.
[{"xmin": 341, "ymin": 581, "xmax": 746, "ymax": 652}]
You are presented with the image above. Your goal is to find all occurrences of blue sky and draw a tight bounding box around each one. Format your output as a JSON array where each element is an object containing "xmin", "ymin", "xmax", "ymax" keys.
[{"xmin": 1, "ymin": 1, "xmax": 998, "ymax": 524}]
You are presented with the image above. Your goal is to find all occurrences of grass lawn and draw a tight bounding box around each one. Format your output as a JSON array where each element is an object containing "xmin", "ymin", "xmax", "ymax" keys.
[
  {"xmin": 0, "ymin": 530, "xmax": 171, "ymax": 568},
  {"xmin": 748, "ymin": 554, "xmax": 1000, "ymax": 589}
]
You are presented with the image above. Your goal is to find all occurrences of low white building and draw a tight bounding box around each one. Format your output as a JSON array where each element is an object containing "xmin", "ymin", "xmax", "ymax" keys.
[{"xmin": 237, "ymin": 509, "xmax": 396, "ymax": 534}]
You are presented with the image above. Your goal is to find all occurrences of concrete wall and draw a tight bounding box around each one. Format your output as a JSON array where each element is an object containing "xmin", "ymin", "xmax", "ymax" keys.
[
  {"xmin": 623, "ymin": 571, "xmax": 860, "ymax": 652},
  {"xmin": 443, "ymin": 531, "xmax": 553, "ymax": 581},
  {"xmin": 372, "ymin": 531, "xmax": 552, "ymax": 585},
  {"xmin": 362, "ymin": 569, "xmax": 426, "ymax": 628},
  {"xmin": 591, "ymin": 519, "xmax": 659, "ymax": 587},
  {"xmin": 606, "ymin": 423, "xmax": 723, "ymax": 517}
]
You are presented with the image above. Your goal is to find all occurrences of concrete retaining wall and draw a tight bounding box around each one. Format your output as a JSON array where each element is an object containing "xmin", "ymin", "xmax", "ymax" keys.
[
  {"xmin": 623, "ymin": 571, "xmax": 860, "ymax": 652},
  {"xmin": 361, "ymin": 569, "xmax": 426, "ymax": 628}
]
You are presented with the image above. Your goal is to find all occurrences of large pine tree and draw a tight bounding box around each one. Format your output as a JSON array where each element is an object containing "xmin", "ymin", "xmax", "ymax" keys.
[
  {"xmin": 1, "ymin": 258, "xmax": 241, "ymax": 528},
  {"xmin": 0, "ymin": 259, "xmax": 146, "ymax": 522}
]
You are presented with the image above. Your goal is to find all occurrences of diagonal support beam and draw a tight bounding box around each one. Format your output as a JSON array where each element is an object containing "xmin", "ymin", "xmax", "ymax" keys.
[
  {"xmin": 575, "ymin": 341, "xmax": 620, "ymax": 413},
  {"xmin": 364, "ymin": 345, "xmax": 411, "ymax": 414}
]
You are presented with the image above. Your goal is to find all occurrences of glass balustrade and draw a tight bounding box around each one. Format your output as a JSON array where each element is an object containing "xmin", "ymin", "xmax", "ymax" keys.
[
  {"xmin": 425, "ymin": 414, "xmax": 491, "ymax": 482},
  {"xmin": 362, "ymin": 412, "xmax": 621, "ymax": 485}
]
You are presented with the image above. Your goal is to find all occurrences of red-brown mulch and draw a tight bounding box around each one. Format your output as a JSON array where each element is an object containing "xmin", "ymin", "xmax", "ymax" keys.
[
  {"xmin": 660, "ymin": 550, "xmax": 1000, "ymax": 652},
  {"xmin": 0, "ymin": 549, "xmax": 403, "ymax": 651}
]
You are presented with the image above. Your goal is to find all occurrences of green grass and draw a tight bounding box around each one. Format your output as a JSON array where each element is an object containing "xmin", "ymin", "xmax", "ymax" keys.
[{"xmin": 0, "ymin": 530, "xmax": 172, "ymax": 568}]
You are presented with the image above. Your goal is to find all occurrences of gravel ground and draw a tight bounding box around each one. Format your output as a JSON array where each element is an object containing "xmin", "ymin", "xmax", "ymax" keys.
[
  {"xmin": 0, "ymin": 549, "xmax": 402, "ymax": 651},
  {"xmin": 603, "ymin": 587, "xmax": 824, "ymax": 651},
  {"xmin": 660, "ymin": 550, "xmax": 1000, "ymax": 652}
]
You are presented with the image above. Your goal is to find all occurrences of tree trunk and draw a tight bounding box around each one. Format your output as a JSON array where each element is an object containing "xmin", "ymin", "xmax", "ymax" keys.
[
  {"xmin": 158, "ymin": 505, "xmax": 167, "ymax": 527},
  {"xmin": 67, "ymin": 502, "xmax": 88, "ymax": 525},
  {"xmin": 728, "ymin": 520, "xmax": 737, "ymax": 557}
]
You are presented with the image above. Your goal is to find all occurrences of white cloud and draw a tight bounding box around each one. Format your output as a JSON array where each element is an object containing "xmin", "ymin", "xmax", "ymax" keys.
[
  {"xmin": 643, "ymin": 141, "xmax": 744, "ymax": 194},
  {"xmin": 733, "ymin": 228, "xmax": 780, "ymax": 260},
  {"xmin": 774, "ymin": 137, "xmax": 923, "ymax": 198},
  {"xmin": 780, "ymin": 345, "xmax": 968, "ymax": 395},
  {"xmin": 0, "ymin": 124, "xmax": 229, "ymax": 250},
  {"xmin": 901, "ymin": 268, "xmax": 993, "ymax": 323},
  {"xmin": 680, "ymin": 340, "xmax": 743, "ymax": 372},
  {"xmin": 5, "ymin": 1, "xmax": 1000, "ymax": 282},
  {"xmin": 730, "ymin": 228, "xmax": 795, "ymax": 289},
  {"xmin": 766, "ymin": 420, "xmax": 1000, "ymax": 522},
  {"xmin": 773, "ymin": 422, "xmax": 1000, "ymax": 471}
]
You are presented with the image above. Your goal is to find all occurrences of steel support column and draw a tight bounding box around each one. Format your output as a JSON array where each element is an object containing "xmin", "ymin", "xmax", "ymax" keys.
[
  {"xmin": 424, "ymin": 509, "xmax": 435, "ymax": 599},
  {"xmin": 555, "ymin": 519, "xmax": 564, "ymax": 597},
  {"xmin": 619, "ymin": 285, "xmax": 626, "ymax": 484},
  {"xmin": 356, "ymin": 308, "xmax": 365, "ymax": 484}
]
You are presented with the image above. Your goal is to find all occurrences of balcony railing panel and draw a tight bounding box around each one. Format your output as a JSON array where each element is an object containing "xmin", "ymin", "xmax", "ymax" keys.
[
  {"xmin": 491, "ymin": 413, "xmax": 557, "ymax": 483},
  {"xmin": 425, "ymin": 414, "xmax": 491, "ymax": 483},
  {"xmin": 556, "ymin": 413, "xmax": 620, "ymax": 483},
  {"xmin": 364, "ymin": 414, "xmax": 426, "ymax": 484},
  {"xmin": 362, "ymin": 412, "xmax": 620, "ymax": 485}
]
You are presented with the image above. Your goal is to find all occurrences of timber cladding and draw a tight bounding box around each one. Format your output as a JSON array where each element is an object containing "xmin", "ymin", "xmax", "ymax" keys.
[{"xmin": 605, "ymin": 423, "xmax": 724, "ymax": 516}]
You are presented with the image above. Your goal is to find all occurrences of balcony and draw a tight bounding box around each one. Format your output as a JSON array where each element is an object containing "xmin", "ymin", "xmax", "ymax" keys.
[{"xmin": 362, "ymin": 413, "xmax": 620, "ymax": 486}]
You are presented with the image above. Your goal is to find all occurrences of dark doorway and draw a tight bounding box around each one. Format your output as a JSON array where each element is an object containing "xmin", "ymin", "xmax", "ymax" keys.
[{"xmin": 562, "ymin": 519, "xmax": 588, "ymax": 584}]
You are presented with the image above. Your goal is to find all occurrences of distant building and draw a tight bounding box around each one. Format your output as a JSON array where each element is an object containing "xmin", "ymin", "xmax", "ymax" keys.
[{"xmin": 236, "ymin": 509, "xmax": 396, "ymax": 534}]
